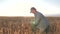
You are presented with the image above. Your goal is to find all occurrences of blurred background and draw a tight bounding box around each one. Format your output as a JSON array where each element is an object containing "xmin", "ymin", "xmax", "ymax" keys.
[
  {"xmin": 0, "ymin": 0, "xmax": 60, "ymax": 34},
  {"xmin": 0, "ymin": 0, "xmax": 60, "ymax": 17}
]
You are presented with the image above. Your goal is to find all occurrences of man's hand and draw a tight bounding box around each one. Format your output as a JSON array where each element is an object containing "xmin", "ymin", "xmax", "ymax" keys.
[{"xmin": 31, "ymin": 24, "xmax": 36, "ymax": 32}]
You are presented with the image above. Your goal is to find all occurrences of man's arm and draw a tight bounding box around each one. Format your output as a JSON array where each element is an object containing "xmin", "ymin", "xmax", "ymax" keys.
[
  {"xmin": 34, "ymin": 17, "xmax": 41, "ymax": 27},
  {"xmin": 31, "ymin": 17, "xmax": 41, "ymax": 32}
]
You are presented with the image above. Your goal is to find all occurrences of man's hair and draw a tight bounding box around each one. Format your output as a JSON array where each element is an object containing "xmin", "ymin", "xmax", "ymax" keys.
[{"xmin": 31, "ymin": 7, "xmax": 36, "ymax": 11}]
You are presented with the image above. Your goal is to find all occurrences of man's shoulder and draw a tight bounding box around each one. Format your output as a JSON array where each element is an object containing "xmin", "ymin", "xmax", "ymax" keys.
[{"xmin": 36, "ymin": 11, "xmax": 43, "ymax": 15}]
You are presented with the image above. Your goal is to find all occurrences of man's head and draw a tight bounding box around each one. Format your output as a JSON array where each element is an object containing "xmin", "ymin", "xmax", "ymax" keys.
[{"xmin": 30, "ymin": 7, "xmax": 37, "ymax": 14}]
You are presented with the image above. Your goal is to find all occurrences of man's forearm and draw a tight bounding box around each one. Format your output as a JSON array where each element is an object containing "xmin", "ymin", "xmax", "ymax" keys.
[{"xmin": 35, "ymin": 18, "xmax": 41, "ymax": 26}]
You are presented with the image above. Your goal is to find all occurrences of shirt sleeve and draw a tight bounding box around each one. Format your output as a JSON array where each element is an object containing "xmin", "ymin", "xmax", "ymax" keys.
[{"xmin": 35, "ymin": 16, "xmax": 41, "ymax": 27}]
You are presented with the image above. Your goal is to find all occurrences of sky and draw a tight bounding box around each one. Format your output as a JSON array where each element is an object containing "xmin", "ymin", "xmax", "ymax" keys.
[{"xmin": 0, "ymin": 0, "xmax": 60, "ymax": 16}]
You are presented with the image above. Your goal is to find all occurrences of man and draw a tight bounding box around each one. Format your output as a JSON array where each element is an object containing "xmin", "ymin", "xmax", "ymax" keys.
[{"xmin": 30, "ymin": 7, "xmax": 49, "ymax": 34}]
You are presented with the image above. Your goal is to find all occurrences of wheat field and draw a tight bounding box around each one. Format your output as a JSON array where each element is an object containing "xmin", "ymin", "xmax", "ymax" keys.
[{"xmin": 0, "ymin": 17, "xmax": 60, "ymax": 34}]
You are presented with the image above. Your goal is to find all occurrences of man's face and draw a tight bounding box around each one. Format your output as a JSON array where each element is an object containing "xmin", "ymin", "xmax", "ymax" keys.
[{"xmin": 30, "ymin": 9, "xmax": 36, "ymax": 14}]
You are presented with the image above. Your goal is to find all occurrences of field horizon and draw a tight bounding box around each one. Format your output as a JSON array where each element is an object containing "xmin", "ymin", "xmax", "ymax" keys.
[{"xmin": 0, "ymin": 16, "xmax": 59, "ymax": 34}]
